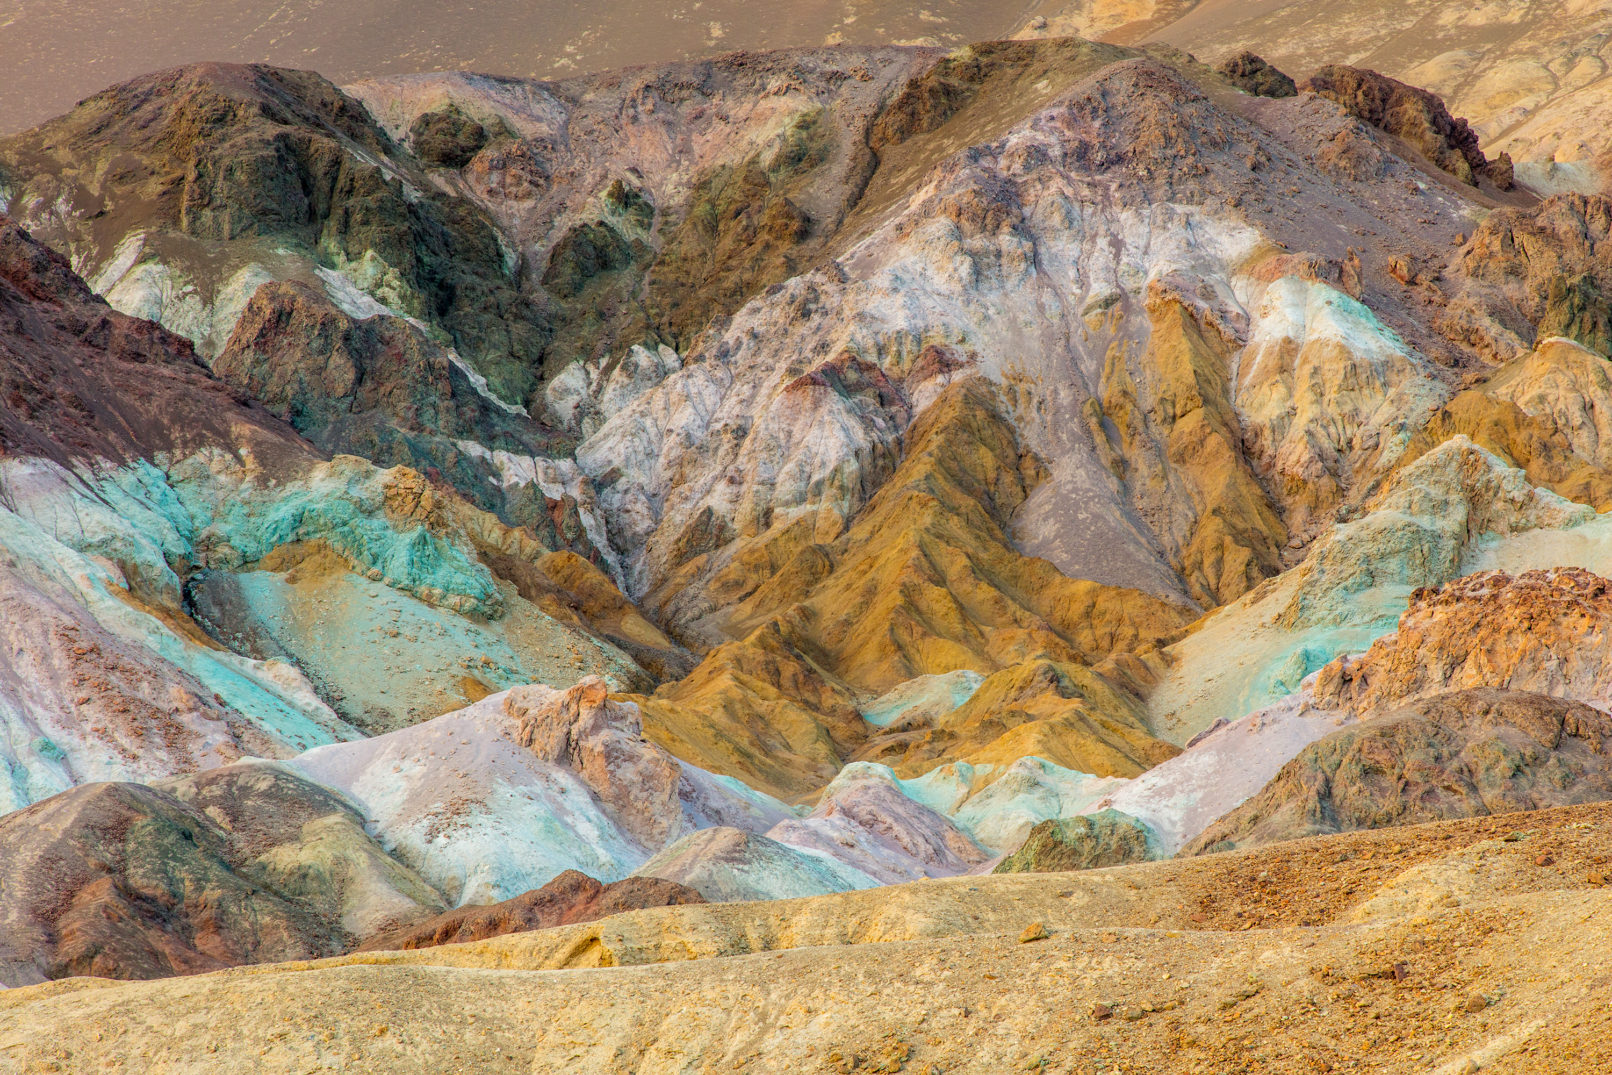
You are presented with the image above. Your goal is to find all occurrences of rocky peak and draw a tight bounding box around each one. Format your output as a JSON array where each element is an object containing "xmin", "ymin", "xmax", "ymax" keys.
[
  {"xmin": 1215, "ymin": 52, "xmax": 1296, "ymax": 99},
  {"xmin": 508, "ymin": 676, "xmax": 640, "ymax": 760},
  {"xmin": 1300, "ymin": 65, "xmax": 1512, "ymax": 189}
]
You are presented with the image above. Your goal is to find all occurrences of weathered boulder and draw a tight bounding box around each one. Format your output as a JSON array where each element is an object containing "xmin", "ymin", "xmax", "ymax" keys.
[
  {"xmin": 408, "ymin": 106, "xmax": 490, "ymax": 168},
  {"xmin": 1216, "ymin": 52, "xmax": 1296, "ymax": 98},
  {"xmin": 994, "ymin": 810, "xmax": 1157, "ymax": 873}
]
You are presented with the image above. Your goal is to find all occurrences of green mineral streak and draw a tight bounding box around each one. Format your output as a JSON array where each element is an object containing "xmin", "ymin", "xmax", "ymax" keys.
[
  {"xmin": 30, "ymin": 737, "xmax": 65, "ymax": 761},
  {"xmin": 139, "ymin": 456, "xmax": 504, "ymax": 618}
]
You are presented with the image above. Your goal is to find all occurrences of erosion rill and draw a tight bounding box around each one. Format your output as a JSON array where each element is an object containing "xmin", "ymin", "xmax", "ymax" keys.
[{"xmin": 3, "ymin": 5, "xmax": 1612, "ymax": 1072}]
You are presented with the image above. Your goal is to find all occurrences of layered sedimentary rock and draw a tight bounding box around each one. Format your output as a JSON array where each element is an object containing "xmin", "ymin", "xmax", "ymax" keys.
[
  {"xmin": 6, "ymin": 31, "xmax": 1612, "ymax": 1025},
  {"xmin": 1146, "ymin": 436, "xmax": 1592, "ymax": 744},
  {"xmin": 1402, "ymin": 339, "xmax": 1612, "ymax": 511},
  {"xmin": 211, "ymin": 281, "xmax": 584, "ymax": 537},
  {"xmin": 0, "ymin": 64, "xmax": 542, "ymax": 389},
  {"xmin": 10, "ymin": 803, "xmax": 1612, "ymax": 1072},
  {"xmin": 635, "ymin": 378, "xmax": 1190, "ymax": 798},
  {"xmin": 0, "ymin": 214, "xmax": 674, "ymax": 815},
  {"xmin": 281, "ymin": 678, "xmax": 792, "ymax": 905},
  {"xmin": 633, "ymin": 827, "xmax": 880, "ymax": 902},
  {"xmin": 764, "ymin": 765, "xmax": 990, "ymax": 885},
  {"xmin": 1187, "ymin": 689, "xmax": 1612, "ymax": 854}
]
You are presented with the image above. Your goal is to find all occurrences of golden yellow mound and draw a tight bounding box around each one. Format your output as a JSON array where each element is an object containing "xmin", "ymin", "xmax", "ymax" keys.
[{"xmin": 637, "ymin": 379, "xmax": 1189, "ymax": 798}]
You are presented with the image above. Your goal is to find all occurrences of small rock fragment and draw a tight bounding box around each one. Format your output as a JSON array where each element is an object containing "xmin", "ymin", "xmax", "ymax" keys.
[{"xmin": 1019, "ymin": 922, "xmax": 1049, "ymax": 943}]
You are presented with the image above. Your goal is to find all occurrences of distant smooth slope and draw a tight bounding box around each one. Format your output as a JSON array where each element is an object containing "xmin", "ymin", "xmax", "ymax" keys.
[
  {"xmin": 0, "ymin": 0, "xmax": 1039, "ymax": 134},
  {"xmin": 11, "ymin": 0, "xmax": 1607, "ymax": 189},
  {"xmin": 1015, "ymin": 0, "xmax": 1612, "ymax": 191}
]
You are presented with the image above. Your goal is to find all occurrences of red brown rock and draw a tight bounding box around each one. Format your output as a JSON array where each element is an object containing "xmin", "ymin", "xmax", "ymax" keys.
[
  {"xmin": 0, "ymin": 216, "xmax": 306, "ymax": 468},
  {"xmin": 0, "ymin": 768, "xmax": 445, "ymax": 986},
  {"xmin": 357, "ymin": 870, "xmax": 704, "ymax": 951}
]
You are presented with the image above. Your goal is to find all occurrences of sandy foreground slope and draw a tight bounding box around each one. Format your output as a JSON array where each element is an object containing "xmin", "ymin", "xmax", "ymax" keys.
[{"xmin": 4, "ymin": 802, "xmax": 1611, "ymax": 1074}]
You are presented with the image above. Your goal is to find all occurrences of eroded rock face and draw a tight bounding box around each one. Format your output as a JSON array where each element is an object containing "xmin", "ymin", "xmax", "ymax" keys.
[
  {"xmin": 0, "ymin": 63, "xmax": 544, "ymax": 393},
  {"xmin": 1145, "ymin": 435, "xmax": 1593, "ymax": 747},
  {"xmin": 12, "ymin": 801, "xmax": 1612, "ymax": 1071},
  {"xmin": 285, "ymin": 679, "xmax": 792, "ymax": 905},
  {"xmin": 994, "ymin": 810, "xmax": 1156, "ymax": 873},
  {"xmin": 0, "ymin": 211, "xmax": 673, "ymax": 812},
  {"xmin": 0, "ymin": 782, "xmax": 325, "ymax": 986},
  {"xmin": 0, "ymin": 217, "xmax": 307, "ymax": 468},
  {"xmin": 1187, "ymin": 690, "xmax": 1612, "ymax": 854},
  {"xmin": 635, "ymin": 379, "xmax": 1190, "ymax": 798},
  {"xmin": 10, "ymin": 36, "xmax": 1612, "ymax": 1003},
  {"xmin": 1456, "ymin": 195, "xmax": 1612, "ymax": 360},
  {"xmin": 1300, "ymin": 65, "xmax": 1509, "ymax": 188},
  {"xmin": 1316, "ymin": 568, "xmax": 1612, "ymax": 716},
  {"xmin": 854, "ymin": 658, "xmax": 1179, "ymax": 782},
  {"xmin": 357, "ymin": 870, "xmax": 703, "ymax": 952},
  {"xmin": 214, "ymin": 281, "xmax": 567, "ymax": 533},
  {"xmin": 1403, "ymin": 339, "xmax": 1612, "ymax": 512},
  {"xmin": 507, "ymin": 678, "xmax": 687, "ymax": 850},
  {"xmin": 765, "ymin": 768, "xmax": 990, "ymax": 885}
]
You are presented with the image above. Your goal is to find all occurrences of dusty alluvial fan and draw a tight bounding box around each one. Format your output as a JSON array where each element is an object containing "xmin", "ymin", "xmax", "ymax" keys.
[{"xmin": 3, "ymin": 2, "xmax": 1612, "ymax": 1071}]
